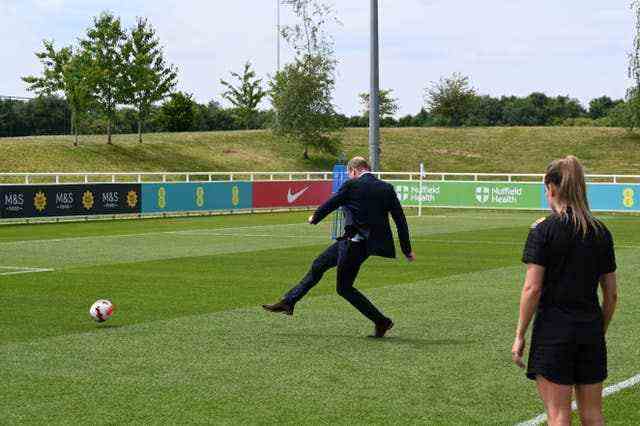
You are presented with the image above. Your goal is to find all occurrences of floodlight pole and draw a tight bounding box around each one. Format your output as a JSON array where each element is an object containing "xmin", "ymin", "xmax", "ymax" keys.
[
  {"xmin": 277, "ymin": 0, "xmax": 281, "ymax": 72},
  {"xmin": 275, "ymin": 0, "xmax": 281, "ymax": 127},
  {"xmin": 369, "ymin": 0, "xmax": 381, "ymax": 172}
]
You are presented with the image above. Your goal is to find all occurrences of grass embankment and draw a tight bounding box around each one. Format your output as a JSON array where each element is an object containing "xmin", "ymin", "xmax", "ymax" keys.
[{"xmin": 0, "ymin": 127, "xmax": 639, "ymax": 174}]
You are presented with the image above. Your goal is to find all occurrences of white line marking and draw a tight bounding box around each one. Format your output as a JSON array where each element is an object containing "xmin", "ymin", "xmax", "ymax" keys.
[
  {"xmin": 186, "ymin": 233, "xmax": 327, "ymax": 239},
  {"xmin": 0, "ymin": 266, "xmax": 54, "ymax": 276},
  {"xmin": 515, "ymin": 373, "xmax": 640, "ymax": 426}
]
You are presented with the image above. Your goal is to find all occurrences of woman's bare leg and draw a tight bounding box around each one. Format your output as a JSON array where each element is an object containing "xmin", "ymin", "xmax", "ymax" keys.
[
  {"xmin": 575, "ymin": 383, "xmax": 604, "ymax": 426},
  {"xmin": 536, "ymin": 375, "xmax": 573, "ymax": 426}
]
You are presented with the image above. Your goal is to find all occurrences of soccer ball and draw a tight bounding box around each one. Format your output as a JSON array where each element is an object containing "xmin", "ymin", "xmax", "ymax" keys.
[{"xmin": 89, "ymin": 299, "xmax": 114, "ymax": 323}]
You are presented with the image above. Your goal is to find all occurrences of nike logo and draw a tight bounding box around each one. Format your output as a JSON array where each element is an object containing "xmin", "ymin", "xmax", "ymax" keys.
[{"xmin": 287, "ymin": 186, "xmax": 311, "ymax": 203}]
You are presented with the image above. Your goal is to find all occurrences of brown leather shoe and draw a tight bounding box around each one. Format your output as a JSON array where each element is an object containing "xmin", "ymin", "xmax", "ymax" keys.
[
  {"xmin": 370, "ymin": 318, "xmax": 394, "ymax": 338},
  {"xmin": 262, "ymin": 300, "xmax": 294, "ymax": 316}
]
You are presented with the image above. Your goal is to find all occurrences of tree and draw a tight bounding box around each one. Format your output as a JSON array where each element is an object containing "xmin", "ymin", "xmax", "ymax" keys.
[
  {"xmin": 546, "ymin": 95, "xmax": 585, "ymax": 124},
  {"xmin": 274, "ymin": 0, "xmax": 342, "ymax": 159},
  {"xmin": 220, "ymin": 61, "xmax": 266, "ymax": 129},
  {"xmin": 121, "ymin": 17, "xmax": 177, "ymax": 143},
  {"xmin": 270, "ymin": 55, "xmax": 341, "ymax": 159},
  {"xmin": 281, "ymin": 0, "xmax": 338, "ymax": 58},
  {"xmin": 466, "ymin": 95, "xmax": 504, "ymax": 126},
  {"xmin": 22, "ymin": 41, "xmax": 92, "ymax": 146},
  {"xmin": 80, "ymin": 12, "xmax": 128, "ymax": 144},
  {"xmin": 200, "ymin": 100, "xmax": 240, "ymax": 130},
  {"xmin": 159, "ymin": 92, "xmax": 196, "ymax": 132},
  {"xmin": 424, "ymin": 73, "xmax": 477, "ymax": 127},
  {"xmin": 412, "ymin": 108, "xmax": 434, "ymax": 127},
  {"xmin": 589, "ymin": 96, "xmax": 615, "ymax": 119},
  {"xmin": 359, "ymin": 89, "xmax": 399, "ymax": 120},
  {"xmin": 603, "ymin": 100, "xmax": 632, "ymax": 127}
]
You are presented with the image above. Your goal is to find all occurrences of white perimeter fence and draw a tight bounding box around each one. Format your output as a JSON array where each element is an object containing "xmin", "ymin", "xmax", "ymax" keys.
[{"xmin": 1, "ymin": 171, "xmax": 640, "ymax": 185}]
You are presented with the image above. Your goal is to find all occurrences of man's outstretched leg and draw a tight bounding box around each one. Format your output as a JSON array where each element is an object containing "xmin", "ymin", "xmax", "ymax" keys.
[
  {"xmin": 336, "ymin": 240, "xmax": 393, "ymax": 337},
  {"xmin": 262, "ymin": 242, "xmax": 339, "ymax": 315}
]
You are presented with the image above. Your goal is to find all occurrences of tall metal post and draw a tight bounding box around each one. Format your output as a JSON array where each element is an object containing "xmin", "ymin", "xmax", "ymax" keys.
[
  {"xmin": 277, "ymin": 0, "xmax": 281, "ymax": 72},
  {"xmin": 369, "ymin": 0, "xmax": 380, "ymax": 172},
  {"xmin": 275, "ymin": 0, "xmax": 281, "ymax": 127}
]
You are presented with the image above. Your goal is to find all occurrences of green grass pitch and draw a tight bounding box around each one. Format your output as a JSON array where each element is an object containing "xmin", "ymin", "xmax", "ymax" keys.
[{"xmin": 1, "ymin": 210, "xmax": 638, "ymax": 424}]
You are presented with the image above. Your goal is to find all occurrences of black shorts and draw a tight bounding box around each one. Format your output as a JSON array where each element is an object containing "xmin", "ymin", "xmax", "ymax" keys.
[{"xmin": 526, "ymin": 340, "xmax": 607, "ymax": 385}]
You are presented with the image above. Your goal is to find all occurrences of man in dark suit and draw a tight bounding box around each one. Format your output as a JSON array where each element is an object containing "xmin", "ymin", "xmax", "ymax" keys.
[{"xmin": 263, "ymin": 157, "xmax": 415, "ymax": 338}]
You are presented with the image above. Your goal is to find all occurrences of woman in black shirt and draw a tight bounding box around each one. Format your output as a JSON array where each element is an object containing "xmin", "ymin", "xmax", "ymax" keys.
[{"xmin": 512, "ymin": 156, "xmax": 618, "ymax": 426}]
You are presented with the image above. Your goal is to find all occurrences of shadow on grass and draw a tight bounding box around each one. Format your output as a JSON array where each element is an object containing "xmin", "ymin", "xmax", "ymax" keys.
[
  {"xmin": 302, "ymin": 155, "xmax": 338, "ymax": 171},
  {"xmin": 622, "ymin": 131, "xmax": 640, "ymax": 142},
  {"xmin": 95, "ymin": 323, "xmax": 126, "ymax": 330},
  {"xmin": 105, "ymin": 143, "xmax": 219, "ymax": 171},
  {"xmin": 270, "ymin": 332, "xmax": 474, "ymax": 349}
]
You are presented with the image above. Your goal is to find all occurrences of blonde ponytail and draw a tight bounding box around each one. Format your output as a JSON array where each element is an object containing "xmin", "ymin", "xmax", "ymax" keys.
[{"xmin": 544, "ymin": 156, "xmax": 599, "ymax": 236}]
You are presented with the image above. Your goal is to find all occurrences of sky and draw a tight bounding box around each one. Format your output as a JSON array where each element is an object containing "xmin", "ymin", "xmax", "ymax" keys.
[{"xmin": 0, "ymin": 0, "xmax": 635, "ymax": 116}]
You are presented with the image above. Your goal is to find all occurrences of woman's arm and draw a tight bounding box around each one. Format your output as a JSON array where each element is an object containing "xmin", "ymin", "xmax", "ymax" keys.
[
  {"xmin": 600, "ymin": 272, "xmax": 618, "ymax": 334},
  {"xmin": 512, "ymin": 264, "xmax": 545, "ymax": 368}
]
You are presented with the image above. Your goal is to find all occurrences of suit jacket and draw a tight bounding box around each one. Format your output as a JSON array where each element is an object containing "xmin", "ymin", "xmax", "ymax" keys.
[{"xmin": 311, "ymin": 173, "xmax": 412, "ymax": 258}]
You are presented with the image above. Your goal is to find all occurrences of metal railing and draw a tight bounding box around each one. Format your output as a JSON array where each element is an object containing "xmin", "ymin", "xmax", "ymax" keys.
[
  {"xmin": 0, "ymin": 171, "xmax": 333, "ymax": 185},
  {"xmin": 0, "ymin": 171, "xmax": 639, "ymax": 185}
]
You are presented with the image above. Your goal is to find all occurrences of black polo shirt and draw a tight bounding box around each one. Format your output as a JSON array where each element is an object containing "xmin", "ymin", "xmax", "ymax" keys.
[{"xmin": 522, "ymin": 213, "xmax": 616, "ymax": 344}]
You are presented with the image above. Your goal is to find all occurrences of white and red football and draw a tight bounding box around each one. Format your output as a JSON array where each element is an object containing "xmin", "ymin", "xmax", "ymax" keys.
[{"xmin": 89, "ymin": 299, "xmax": 114, "ymax": 323}]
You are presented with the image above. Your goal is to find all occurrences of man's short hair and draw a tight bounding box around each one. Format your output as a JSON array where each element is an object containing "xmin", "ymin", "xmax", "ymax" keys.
[{"xmin": 348, "ymin": 156, "xmax": 370, "ymax": 171}]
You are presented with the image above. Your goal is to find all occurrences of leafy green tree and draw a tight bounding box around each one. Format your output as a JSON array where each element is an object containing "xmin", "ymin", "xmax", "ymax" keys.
[
  {"xmin": 412, "ymin": 108, "xmax": 434, "ymax": 127},
  {"xmin": 465, "ymin": 95, "xmax": 504, "ymax": 126},
  {"xmin": 220, "ymin": 61, "xmax": 266, "ymax": 129},
  {"xmin": 424, "ymin": 73, "xmax": 477, "ymax": 127},
  {"xmin": 159, "ymin": 92, "xmax": 196, "ymax": 132},
  {"xmin": 589, "ymin": 96, "xmax": 615, "ymax": 119},
  {"xmin": 603, "ymin": 100, "xmax": 632, "ymax": 127},
  {"xmin": 500, "ymin": 96, "xmax": 536, "ymax": 126},
  {"xmin": 543, "ymin": 95, "xmax": 585, "ymax": 125},
  {"xmin": 80, "ymin": 12, "xmax": 128, "ymax": 144},
  {"xmin": 199, "ymin": 101, "xmax": 240, "ymax": 130},
  {"xmin": 281, "ymin": 0, "xmax": 338, "ymax": 58},
  {"xmin": 270, "ymin": 55, "xmax": 341, "ymax": 159},
  {"xmin": 121, "ymin": 17, "xmax": 178, "ymax": 143},
  {"xmin": 589, "ymin": 96, "xmax": 625, "ymax": 122},
  {"xmin": 274, "ymin": 0, "xmax": 342, "ymax": 159},
  {"xmin": 359, "ymin": 89, "xmax": 399, "ymax": 120},
  {"xmin": 22, "ymin": 41, "xmax": 92, "ymax": 146}
]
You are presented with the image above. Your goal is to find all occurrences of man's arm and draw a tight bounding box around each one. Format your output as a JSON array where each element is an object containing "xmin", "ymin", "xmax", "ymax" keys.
[
  {"xmin": 310, "ymin": 181, "xmax": 350, "ymax": 225},
  {"xmin": 388, "ymin": 187, "xmax": 413, "ymax": 258}
]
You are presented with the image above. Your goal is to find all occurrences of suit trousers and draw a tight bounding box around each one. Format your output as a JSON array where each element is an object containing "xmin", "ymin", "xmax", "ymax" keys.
[{"xmin": 283, "ymin": 239, "xmax": 387, "ymax": 324}]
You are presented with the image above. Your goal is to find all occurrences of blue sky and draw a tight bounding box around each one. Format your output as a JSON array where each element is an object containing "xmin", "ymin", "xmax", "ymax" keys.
[{"xmin": 0, "ymin": 0, "xmax": 634, "ymax": 116}]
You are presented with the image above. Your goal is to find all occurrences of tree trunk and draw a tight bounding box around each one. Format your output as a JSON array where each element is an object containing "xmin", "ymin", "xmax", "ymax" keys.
[
  {"xmin": 138, "ymin": 118, "xmax": 143, "ymax": 143},
  {"xmin": 303, "ymin": 145, "xmax": 309, "ymax": 160},
  {"xmin": 107, "ymin": 118, "xmax": 112, "ymax": 145},
  {"xmin": 71, "ymin": 109, "xmax": 78, "ymax": 147}
]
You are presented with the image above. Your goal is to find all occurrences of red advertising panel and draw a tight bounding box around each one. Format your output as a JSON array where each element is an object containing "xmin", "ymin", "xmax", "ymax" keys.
[{"xmin": 252, "ymin": 181, "xmax": 332, "ymax": 208}]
